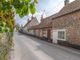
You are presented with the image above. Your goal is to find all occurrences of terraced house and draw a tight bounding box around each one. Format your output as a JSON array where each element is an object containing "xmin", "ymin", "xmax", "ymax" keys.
[
  {"xmin": 28, "ymin": 15, "xmax": 53, "ymax": 42},
  {"xmin": 23, "ymin": 16, "xmax": 39, "ymax": 34},
  {"xmin": 24, "ymin": 0, "xmax": 80, "ymax": 49},
  {"xmin": 52, "ymin": 0, "xmax": 80, "ymax": 48}
]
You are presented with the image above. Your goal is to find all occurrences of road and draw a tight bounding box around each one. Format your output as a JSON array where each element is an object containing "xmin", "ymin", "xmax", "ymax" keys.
[{"xmin": 13, "ymin": 32, "xmax": 80, "ymax": 60}]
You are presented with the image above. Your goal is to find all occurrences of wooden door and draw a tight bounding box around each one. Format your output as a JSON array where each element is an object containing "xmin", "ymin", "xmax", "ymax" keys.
[{"xmin": 47, "ymin": 30, "xmax": 51, "ymax": 41}]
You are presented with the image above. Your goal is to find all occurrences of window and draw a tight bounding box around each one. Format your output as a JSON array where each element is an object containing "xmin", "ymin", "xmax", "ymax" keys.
[{"xmin": 58, "ymin": 31, "xmax": 66, "ymax": 40}]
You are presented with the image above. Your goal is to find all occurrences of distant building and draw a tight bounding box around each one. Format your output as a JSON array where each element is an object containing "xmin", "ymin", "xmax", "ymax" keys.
[
  {"xmin": 28, "ymin": 13, "xmax": 53, "ymax": 42},
  {"xmin": 24, "ymin": 0, "xmax": 80, "ymax": 48},
  {"xmin": 23, "ymin": 16, "xmax": 39, "ymax": 34}
]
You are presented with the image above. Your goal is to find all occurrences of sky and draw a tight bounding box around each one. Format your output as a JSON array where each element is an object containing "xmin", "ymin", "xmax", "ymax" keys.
[{"xmin": 14, "ymin": 0, "xmax": 75, "ymax": 26}]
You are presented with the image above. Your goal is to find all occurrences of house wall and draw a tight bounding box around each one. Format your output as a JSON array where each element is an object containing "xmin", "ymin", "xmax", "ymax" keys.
[
  {"xmin": 40, "ymin": 29, "xmax": 43, "ymax": 37},
  {"xmin": 27, "ymin": 19, "xmax": 39, "ymax": 29},
  {"xmin": 35, "ymin": 29, "xmax": 40, "ymax": 36},
  {"xmin": 24, "ymin": 18, "xmax": 39, "ymax": 34},
  {"xmin": 28, "ymin": 30, "xmax": 34, "ymax": 35},
  {"xmin": 39, "ymin": 28, "xmax": 52, "ymax": 42},
  {"xmin": 23, "ymin": 27, "xmax": 28, "ymax": 32},
  {"xmin": 52, "ymin": 11, "xmax": 80, "ymax": 45},
  {"xmin": 42, "ymin": 29, "xmax": 47, "ymax": 38},
  {"xmin": 51, "ymin": 30, "xmax": 53, "ymax": 39}
]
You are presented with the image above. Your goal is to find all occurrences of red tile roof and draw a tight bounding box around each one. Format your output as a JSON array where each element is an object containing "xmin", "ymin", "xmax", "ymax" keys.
[
  {"xmin": 24, "ymin": 20, "xmax": 31, "ymax": 28},
  {"xmin": 28, "ymin": 15, "xmax": 53, "ymax": 30},
  {"xmin": 29, "ymin": 0, "xmax": 80, "ymax": 30}
]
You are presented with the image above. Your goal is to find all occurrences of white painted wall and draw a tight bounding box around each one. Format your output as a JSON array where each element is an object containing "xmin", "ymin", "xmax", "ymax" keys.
[
  {"xmin": 52, "ymin": 29, "xmax": 66, "ymax": 44},
  {"xmin": 52, "ymin": 30, "xmax": 58, "ymax": 43}
]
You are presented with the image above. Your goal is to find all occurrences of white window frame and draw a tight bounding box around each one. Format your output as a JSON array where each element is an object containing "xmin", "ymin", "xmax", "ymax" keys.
[{"xmin": 57, "ymin": 29, "xmax": 66, "ymax": 41}]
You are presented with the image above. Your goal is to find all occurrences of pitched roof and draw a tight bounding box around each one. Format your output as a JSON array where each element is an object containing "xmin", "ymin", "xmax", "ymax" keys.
[
  {"xmin": 52, "ymin": 0, "xmax": 80, "ymax": 19},
  {"xmin": 39, "ymin": 18, "xmax": 52, "ymax": 29},
  {"xmin": 28, "ymin": 15, "xmax": 53, "ymax": 30},
  {"xmin": 24, "ymin": 17, "xmax": 39, "ymax": 28},
  {"xmin": 29, "ymin": 0, "xmax": 80, "ymax": 30},
  {"xmin": 28, "ymin": 25, "xmax": 40, "ymax": 29},
  {"xmin": 23, "ymin": 20, "xmax": 31, "ymax": 28}
]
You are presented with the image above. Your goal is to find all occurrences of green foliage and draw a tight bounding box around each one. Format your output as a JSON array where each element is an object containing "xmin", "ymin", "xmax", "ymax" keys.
[
  {"xmin": 30, "ymin": 3, "xmax": 36, "ymax": 15},
  {"xmin": 34, "ymin": 0, "xmax": 38, "ymax": 3},
  {"xmin": 16, "ymin": 24, "xmax": 20, "ymax": 31},
  {"xmin": 0, "ymin": 22, "xmax": 10, "ymax": 33},
  {"xmin": 0, "ymin": 0, "xmax": 37, "ymax": 33},
  {"xmin": 0, "ymin": 1, "xmax": 38, "ymax": 60},
  {"xmin": 0, "ymin": 0, "xmax": 37, "ymax": 17}
]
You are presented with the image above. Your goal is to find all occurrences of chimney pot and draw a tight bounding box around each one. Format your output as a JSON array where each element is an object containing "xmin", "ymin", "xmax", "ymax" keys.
[
  {"xmin": 41, "ymin": 10, "xmax": 45, "ymax": 22},
  {"xmin": 65, "ymin": 0, "xmax": 69, "ymax": 6}
]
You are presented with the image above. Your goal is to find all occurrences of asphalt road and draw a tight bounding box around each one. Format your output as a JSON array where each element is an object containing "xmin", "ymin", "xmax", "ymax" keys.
[{"xmin": 13, "ymin": 32, "xmax": 80, "ymax": 60}]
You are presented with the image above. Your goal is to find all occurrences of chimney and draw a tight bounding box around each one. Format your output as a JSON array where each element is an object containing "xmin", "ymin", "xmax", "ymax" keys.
[
  {"xmin": 41, "ymin": 10, "xmax": 45, "ymax": 22},
  {"xmin": 41, "ymin": 14, "xmax": 43, "ymax": 22},
  {"xmin": 64, "ymin": 0, "xmax": 69, "ymax": 6}
]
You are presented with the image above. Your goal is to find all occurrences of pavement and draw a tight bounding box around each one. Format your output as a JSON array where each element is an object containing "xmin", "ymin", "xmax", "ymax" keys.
[{"xmin": 12, "ymin": 32, "xmax": 80, "ymax": 60}]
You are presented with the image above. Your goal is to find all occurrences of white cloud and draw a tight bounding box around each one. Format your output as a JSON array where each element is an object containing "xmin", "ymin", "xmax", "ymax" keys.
[
  {"xmin": 14, "ymin": 0, "xmax": 75, "ymax": 26},
  {"xmin": 14, "ymin": 14, "xmax": 29, "ymax": 26},
  {"xmin": 70, "ymin": 0, "xmax": 75, "ymax": 3},
  {"xmin": 34, "ymin": 11, "xmax": 47, "ymax": 22}
]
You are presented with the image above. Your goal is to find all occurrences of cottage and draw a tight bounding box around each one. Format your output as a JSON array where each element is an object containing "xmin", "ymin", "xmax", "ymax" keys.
[
  {"xmin": 39, "ymin": 17, "xmax": 53, "ymax": 42},
  {"xmin": 23, "ymin": 16, "xmax": 39, "ymax": 34},
  {"xmin": 28, "ymin": 15, "xmax": 53, "ymax": 42},
  {"xmin": 52, "ymin": 0, "xmax": 80, "ymax": 47},
  {"xmin": 28, "ymin": 25, "xmax": 40, "ymax": 36}
]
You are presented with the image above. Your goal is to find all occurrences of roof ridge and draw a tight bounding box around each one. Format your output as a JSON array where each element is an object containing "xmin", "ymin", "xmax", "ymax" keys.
[{"xmin": 52, "ymin": 0, "xmax": 80, "ymax": 19}]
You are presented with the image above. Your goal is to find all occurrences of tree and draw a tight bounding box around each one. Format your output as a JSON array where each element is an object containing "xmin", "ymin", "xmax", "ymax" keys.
[
  {"xmin": 15, "ymin": 24, "xmax": 21, "ymax": 31},
  {"xmin": 0, "ymin": 0, "xmax": 37, "ymax": 32}
]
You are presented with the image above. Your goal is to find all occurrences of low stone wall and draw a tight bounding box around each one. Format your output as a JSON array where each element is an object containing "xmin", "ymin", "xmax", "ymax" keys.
[
  {"xmin": 0, "ymin": 33, "xmax": 13, "ymax": 60},
  {"xmin": 0, "ymin": 33, "xmax": 8, "ymax": 45}
]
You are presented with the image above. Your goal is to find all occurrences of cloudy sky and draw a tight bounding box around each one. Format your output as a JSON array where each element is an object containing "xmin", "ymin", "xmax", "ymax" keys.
[{"xmin": 14, "ymin": 0, "xmax": 75, "ymax": 26}]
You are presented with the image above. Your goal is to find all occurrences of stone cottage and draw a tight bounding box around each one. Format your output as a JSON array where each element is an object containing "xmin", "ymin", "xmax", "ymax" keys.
[
  {"xmin": 23, "ymin": 16, "xmax": 39, "ymax": 34},
  {"xmin": 52, "ymin": 0, "xmax": 80, "ymax": 47},
  {"xmin": 28, "ymin": 15, "xmax": 53, "ymax": 42}
]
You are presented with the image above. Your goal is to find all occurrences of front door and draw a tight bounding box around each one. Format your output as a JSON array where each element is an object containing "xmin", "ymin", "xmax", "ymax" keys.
[
  {"xmin": 47, "ymin": 30, "xmax": 51, "ymax": 40},
  {"xmin": 52, "ymin": 30, "xmax": 58, "ymax": 43}
]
